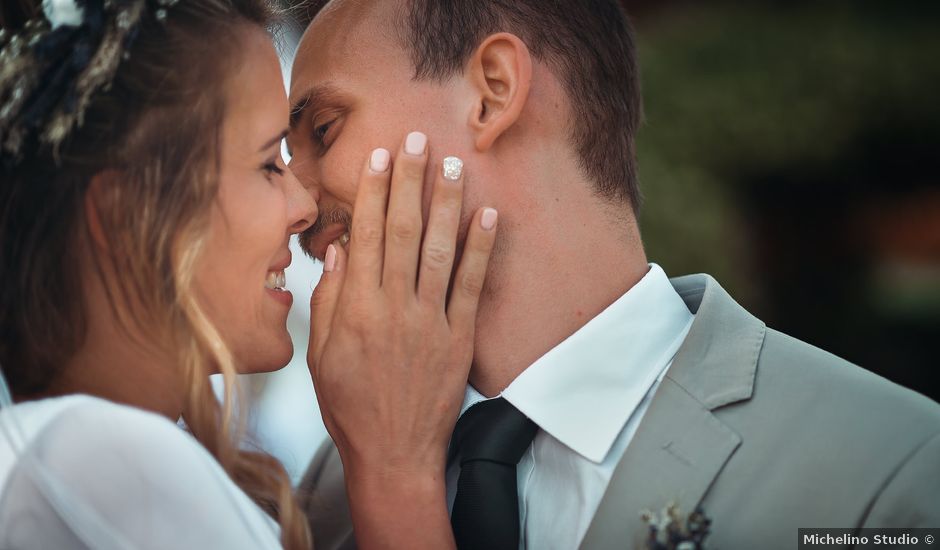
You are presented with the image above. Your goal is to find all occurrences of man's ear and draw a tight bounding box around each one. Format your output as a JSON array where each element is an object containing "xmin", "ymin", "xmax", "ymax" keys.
[{"xmin": 466, "ymin": 32, "xmax": 532, "ymax": 152}]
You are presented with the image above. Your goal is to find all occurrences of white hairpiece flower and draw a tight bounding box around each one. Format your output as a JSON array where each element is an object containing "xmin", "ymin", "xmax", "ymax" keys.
[{"xmin": 42, "ymin": 0, "xmax": 85, "ymax": 30}]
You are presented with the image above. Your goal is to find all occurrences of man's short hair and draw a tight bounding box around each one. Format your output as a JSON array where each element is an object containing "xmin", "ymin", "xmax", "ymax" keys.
[{"xmin": 399, "ymin": 0, "xmax": 642, "ymax": 212}]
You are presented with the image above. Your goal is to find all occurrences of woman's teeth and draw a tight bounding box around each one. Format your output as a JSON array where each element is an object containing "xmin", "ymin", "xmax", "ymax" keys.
[{"xmin": 265, "ymin": 270, "xmax": 286, "ymax": 290}]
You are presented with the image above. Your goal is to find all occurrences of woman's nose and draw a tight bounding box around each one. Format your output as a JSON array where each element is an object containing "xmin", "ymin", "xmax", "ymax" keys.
[{"xmin": 285, "ymin": 165, "xmax": 318, "ymax": 235}]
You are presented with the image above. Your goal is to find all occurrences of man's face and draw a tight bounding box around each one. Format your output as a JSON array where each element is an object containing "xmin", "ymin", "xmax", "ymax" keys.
[{"xmin": 288, "ymin": 1, "xmax": 474, "ymax": 261}]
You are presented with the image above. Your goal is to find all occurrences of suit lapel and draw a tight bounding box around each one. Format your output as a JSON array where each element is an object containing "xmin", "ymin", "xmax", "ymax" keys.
[
  {"xmin": 579, "ymin": 378, "xmax": 741, "ymax": 549},
  {"xmin": 580, "ymin": 274, "xmax": 766, "ymax": 549}
]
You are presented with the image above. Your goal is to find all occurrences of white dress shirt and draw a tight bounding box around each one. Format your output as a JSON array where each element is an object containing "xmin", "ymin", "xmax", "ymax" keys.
[{"xmin": 446, "ymin": 263, "xmax": 694, "ymax": 550}]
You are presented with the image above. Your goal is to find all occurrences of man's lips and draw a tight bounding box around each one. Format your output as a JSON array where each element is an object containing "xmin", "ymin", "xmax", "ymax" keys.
[{"xmin": 306, "ymin": 223, "xmax": 348, "ymax": 261}]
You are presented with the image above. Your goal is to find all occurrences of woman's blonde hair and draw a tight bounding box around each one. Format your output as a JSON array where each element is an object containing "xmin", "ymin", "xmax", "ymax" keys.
[{"xmin": 0, "ymin": 1, "xmax": 311, "ymax": 548}]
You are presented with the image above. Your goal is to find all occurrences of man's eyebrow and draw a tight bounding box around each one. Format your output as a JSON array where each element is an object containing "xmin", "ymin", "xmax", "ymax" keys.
[
  {"xmin": 258, "ymin": 129, "xmax": 289, "ymax": 153},
  {"xmin": 289, "ymin": 83, "xmax": 342, "ymax": 130}
]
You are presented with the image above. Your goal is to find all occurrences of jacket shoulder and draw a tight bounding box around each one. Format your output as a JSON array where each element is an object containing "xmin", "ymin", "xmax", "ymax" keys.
[
  {"xmin": 699, "ymin": 327, "xmax": 940, "ymax": 541},
  {"xmin": 297, "ymin": 439, "xmax": 356, "ymax": 550},
  {"xmin": 757, "ymin": 327, "xmax": 940, "ymax": 430},
  {"xmin": 715, "ymin": 325, "xmax": 940, "ymax": 506}
]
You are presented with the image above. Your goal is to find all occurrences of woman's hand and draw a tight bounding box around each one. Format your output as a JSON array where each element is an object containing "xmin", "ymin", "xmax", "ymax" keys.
[{"xmin": 307, "ymin": 132, "xmax": 497, "ymax": 549}]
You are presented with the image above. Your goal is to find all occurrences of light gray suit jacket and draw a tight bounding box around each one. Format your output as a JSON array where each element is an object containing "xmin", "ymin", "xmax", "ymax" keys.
[{"xmin": 298, "ymin": 274, "xmax": 940, "ymax": 550}]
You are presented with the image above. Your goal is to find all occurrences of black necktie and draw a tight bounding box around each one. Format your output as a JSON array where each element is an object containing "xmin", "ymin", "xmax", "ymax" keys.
[{"xmin": 448, "ymin": 397, "xmax": 539, "ymax": 550}]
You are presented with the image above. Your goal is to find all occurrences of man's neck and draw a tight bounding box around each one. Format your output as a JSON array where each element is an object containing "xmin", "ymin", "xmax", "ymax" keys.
[{"xmin": 469, "ymin": 200, "xmax": 648, "ymax": 397}]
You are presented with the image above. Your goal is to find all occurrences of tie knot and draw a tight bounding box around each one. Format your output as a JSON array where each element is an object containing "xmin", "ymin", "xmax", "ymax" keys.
[{"xmin": 448, "ymin": 397, "xmax": 538, "ymax": 467}]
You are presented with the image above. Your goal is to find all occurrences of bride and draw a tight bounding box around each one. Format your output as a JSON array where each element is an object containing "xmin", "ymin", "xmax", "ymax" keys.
[{"xmin": 0, "ymin": 0, "xmax": 495, "ymax": 548}]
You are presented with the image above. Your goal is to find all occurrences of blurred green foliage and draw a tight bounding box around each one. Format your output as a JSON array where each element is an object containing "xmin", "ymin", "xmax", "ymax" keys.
[{"xmin": 635, "ymin": 2, "xmax": 940, "ymax": 303}]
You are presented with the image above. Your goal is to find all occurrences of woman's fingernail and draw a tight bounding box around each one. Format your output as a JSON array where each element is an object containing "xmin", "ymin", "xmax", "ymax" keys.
[
  {"xmin": 370, "ymin": 148, "xmax": 390, "ymax": 172},
  {"xmin": 442, "ymin": 156, "xmax": 463, "ymax": 181},
  {"xmin": 404, "ymin": 131, "xmax": 427, "ymax": 156},
  {"xmin": 480, "ymin": 208, "xmax": 498, "ymax": 231},
  {"xmin": 324, "ymin": 244, "xmax": 337, "ymax": 272}
]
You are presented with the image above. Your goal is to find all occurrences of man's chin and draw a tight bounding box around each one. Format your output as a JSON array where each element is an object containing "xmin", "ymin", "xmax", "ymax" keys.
[
  {"xmin": 299, "ymin": 224, "xmax": 350, "ymax": 261},
  {"xmin": 301, "ymin": 207, "xmax": 354, "ymax": 261},
  {"xmin": 298, "ymin": 231, "xmax": 319, "ymax": 260}
]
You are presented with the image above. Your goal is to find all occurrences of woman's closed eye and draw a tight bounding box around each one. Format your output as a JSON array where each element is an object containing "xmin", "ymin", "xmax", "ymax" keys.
[{"xmin": 262, "ymin": 157, "xmax": 285, "ymax": 181}]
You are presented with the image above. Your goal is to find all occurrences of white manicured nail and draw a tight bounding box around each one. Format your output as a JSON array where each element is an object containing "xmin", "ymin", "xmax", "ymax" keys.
[
  {"xmin": 480, "ymin": 208, "xmax": 498, "ymax": 231},
  {"xmin": 443, "ymin": 156, "xmax": 463, "ymax": 181},
  {"xmin": 370, "ymin": 148, "xmax": 390, "ymax": 172}
]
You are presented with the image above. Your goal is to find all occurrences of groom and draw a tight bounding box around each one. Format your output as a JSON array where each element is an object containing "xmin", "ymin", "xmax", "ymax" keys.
[{"xmin": 288, "ymin": 1, "xmax": 940, "ymax": 548}]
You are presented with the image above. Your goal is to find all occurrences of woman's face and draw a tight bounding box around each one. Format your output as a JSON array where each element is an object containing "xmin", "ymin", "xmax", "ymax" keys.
[{"xmin": 195, "ymin": 27, "xmax": 317, "ymax": 373}]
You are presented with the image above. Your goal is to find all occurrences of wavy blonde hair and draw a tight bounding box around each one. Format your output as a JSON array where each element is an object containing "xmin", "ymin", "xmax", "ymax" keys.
[{"xmin": 0, "ymin": 1, "xmax": 311, "ymax": 548}]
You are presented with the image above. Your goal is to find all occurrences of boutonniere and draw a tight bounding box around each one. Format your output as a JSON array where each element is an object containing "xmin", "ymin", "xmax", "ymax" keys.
[{"xmin": 639, "ymin": 502, "xmax": 712, "ymax": 550}]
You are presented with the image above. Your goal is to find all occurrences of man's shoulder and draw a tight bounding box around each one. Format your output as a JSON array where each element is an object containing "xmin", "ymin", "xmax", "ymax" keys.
[
  {"xmin": 669, "ymin": 271, "xmax": 939, "ymax": 431},
  {"xmin": 671, "ymin": 270, "xmax": 939, "ymax": 481},
  {"xmin": 755, "ymin": 326, "xmax": 940, "ymax": 430},
  {"xmin": 695, "ymin": 327, "xmax": 940, "ymax": 543},
  {"xmin": 297, "ymin": 438, "xmax": 356, "ymax": 550},
  {"xmin": 661, "ymin": 279, "xmax": 940, "ymax": 542},
  {"xmin": 705, "ymin": 316, "xmax": 940, "ymax": 513}
]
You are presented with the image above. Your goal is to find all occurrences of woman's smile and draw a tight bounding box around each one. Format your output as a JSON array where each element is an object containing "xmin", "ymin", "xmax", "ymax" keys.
[
  {"xmin": 264, "ymin": 268, "xmax": 294, "ymax": 309},
  {"xmin": 264, "ymin": 251, "xmax": 293, "ymax": 307}
]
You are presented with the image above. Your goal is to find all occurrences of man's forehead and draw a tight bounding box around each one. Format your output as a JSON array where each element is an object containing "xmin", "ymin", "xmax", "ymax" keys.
[
  {"xmin": 297, "ymin": 0, "xmax": 400, "ymax": 62},
  {"xmin": 290, "ymin": 0, "xmax": 401, "ymax": 94}
]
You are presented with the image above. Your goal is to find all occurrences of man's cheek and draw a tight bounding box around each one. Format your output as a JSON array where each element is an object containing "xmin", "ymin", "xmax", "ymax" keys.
[{"xmin": 320, "ymin": 159, "xmax": 360, "ymax": 206}]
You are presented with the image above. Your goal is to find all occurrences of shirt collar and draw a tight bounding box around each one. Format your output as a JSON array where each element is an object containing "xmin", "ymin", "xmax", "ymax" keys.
[{"xmin": 460, "ymin": 263, "xmax": 694, "ymax": 463}]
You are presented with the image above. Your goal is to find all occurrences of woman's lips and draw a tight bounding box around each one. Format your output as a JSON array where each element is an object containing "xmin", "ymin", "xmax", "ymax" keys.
[
  {"xmin": 264, "ymin": 251, "xmax": 292, "ymax": 307},
  {"xmin": 265, "ymin": 286, "xmax": 293, "ymax": 307}
]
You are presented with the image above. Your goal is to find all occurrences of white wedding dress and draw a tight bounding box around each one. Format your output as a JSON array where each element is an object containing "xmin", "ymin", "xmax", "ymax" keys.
[{"xmin": 0, "ymin": 394, "xmax": 284, "ymax": 549}]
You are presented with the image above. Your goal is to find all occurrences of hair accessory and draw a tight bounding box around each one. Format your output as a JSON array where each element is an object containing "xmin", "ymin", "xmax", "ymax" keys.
[
  {"xmin": 43, "ymin": 0, "xmax": 86, "ymax": 29},
  {"xmin": 0, "ymin": 0, "xmax": 177, "ymax": 164}
]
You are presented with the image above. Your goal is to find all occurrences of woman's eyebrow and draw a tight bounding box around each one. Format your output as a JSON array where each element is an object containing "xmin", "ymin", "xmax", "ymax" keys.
[{"xmin": 258, "ymin": 129, "xmax": 289, "ymax": 153}]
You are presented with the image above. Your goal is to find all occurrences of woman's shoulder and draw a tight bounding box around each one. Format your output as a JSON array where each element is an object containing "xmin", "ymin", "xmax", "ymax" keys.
[
  {"xmin": 3, "ymin": 393, "xmax": 176, "ymax": 432},
  {"xmin": 0, "ymin": 395, "xmax": 175, "ymax": 481},
  {"xmin": 13, "ymin": 395, "xmax": 248, "ymax": 499},
  {"xmin": 3, "ymin": 394, "xmax": 199, "ymax": 461},
  {"xmin": 0, "ymin": 395, "xmax": 282, "ymax": 549},
  {"xmin": 1, "ymin": 394, "xmax": 221, "ymax": 504}
]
